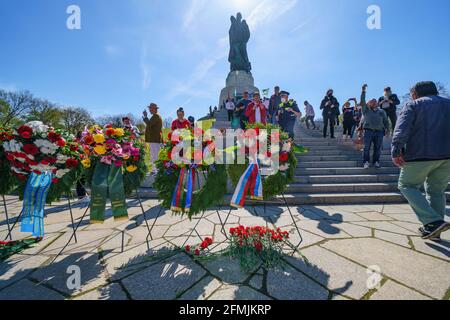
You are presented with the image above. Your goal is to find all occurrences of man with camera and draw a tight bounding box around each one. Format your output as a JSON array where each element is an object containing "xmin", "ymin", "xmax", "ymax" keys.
[
  {"xmin": 378, "ymin": 86, "xmax": 400, "ymax": 130},
  {"xmin": 360, "ymin": 84, "xmax": 390, "ymax": 169}
]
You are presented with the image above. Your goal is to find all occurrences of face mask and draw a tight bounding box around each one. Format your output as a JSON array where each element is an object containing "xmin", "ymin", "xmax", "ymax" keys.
[{"xmin": 281, "ymin": 98, "xmax": 287, "ymax": 103}]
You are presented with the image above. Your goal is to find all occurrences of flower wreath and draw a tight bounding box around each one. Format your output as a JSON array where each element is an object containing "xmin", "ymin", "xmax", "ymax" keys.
[
  {"xmin": 227, "ymin": 123, "xmax": 306, "ymax": 201},
  {"xmin": 81, "ymin": 124, "xmax": 147, "ymax": 196},
  {"xmin": 1, "ymin": 122, "xmax": 84, "ymax": 203},
  {"xmin": 0, "ymin": 127, "xmax": 16, "ymax": 196},
  {"xmin": 153, "ymin": 128, "xmax": 228, "ymax": 219}
]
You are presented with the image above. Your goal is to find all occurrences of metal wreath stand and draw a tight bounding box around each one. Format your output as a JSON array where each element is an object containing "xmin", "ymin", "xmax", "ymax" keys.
[
  {"xmin": 1, "ymin": 184, "xmax": 153, "ymax": 264},
  {"xmin": 145, "ymin": 168, "xmax": 304, "ymax": 255}
]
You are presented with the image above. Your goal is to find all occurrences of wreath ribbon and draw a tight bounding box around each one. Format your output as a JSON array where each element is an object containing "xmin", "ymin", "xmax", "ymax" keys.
[
  {"xmin": 21, "ymin": 172, "xmax": 53, "ymax": 238},
  {"xmin": 90, "ymin": 163, "xmax": 128, "ymax": 223},
  {"xmin": 231, "ymin": 161, "xmax": 263, "ymax": 208},
  {"xmin": 171, "ymin": 166, "xmax": 196, "ymax": 213}
]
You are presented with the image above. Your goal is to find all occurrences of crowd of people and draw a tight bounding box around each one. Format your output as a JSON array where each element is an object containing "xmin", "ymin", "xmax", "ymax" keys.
[{"xmin": 74, "ymin": 80, "xmax": 450, "ymax": 241}]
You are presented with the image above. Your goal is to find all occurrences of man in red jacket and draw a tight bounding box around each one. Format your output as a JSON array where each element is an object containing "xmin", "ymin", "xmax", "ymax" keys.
[{"xmin": 245, "ymin": 92, "xmax": 267, "ymax": 125}]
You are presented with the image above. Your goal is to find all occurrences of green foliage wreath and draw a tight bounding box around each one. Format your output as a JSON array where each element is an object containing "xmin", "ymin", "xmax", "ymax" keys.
[{"xmin": 154, "ymin": 161, "xmax": 228, "ymax": 219}]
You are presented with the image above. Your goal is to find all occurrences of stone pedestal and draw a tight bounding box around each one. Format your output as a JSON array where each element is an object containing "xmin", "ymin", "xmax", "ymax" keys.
[{"xmin": 219, "ymin": 71, "xmax": 259, "ymax": 106}]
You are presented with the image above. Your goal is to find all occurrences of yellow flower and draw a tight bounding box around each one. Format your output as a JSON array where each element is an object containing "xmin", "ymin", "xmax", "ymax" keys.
[
  {"xmin": 114, "ymin": 128, "xmax": 125, "ymax": 137},
  {"xmin": 94, "ymin": 134, "xmax": 106, "ymax": 144},
  {"xmin": 126, "ymin": 165, "xmax": 138, "ymax": 173},
  {"xmin": 81, "ymin": 158, "xmax": 91, "ymax": 168},
  {"xmin": 94, "ymin": 145, "xmax": 107, "ymax": 155}
]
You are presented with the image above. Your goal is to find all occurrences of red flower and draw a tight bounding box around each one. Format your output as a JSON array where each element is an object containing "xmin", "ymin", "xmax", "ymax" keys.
[
  {"xmin": 33, "ymin": 170, "xmax": 42, "ymax": 175},
  {"xmin": 56, "ymin": 139, "xmax": 66, "ymax": 147},
  {"xmin": 194, "ymin": 249, "xmax": 200, "ymax": 256},
  {"xmin": 279, "ymin": 152, "xmax": 289, "ymax": 162},
  {"xmin": 47, "ymin": 131, "xmax": 61, "ymax": 142},
  {"xmin": 185, "ymin": 245, "xmax": 191, "ymax": 253},
  {"xmin": 66, "ymin": 158, "xmax": 79, "ymax": 168},
  {"xmin": 23, "ymin": 144, "xmax": 39, "ymax": 155},
  {"xmin": 133, "ymin": 156, "xmax": 140, "ymax": 162},
  {"xmin": 6, "ymin": 153, "xmax": 14, "ymax": 161},
  {"xmin": 18, "ymin": 126, "xmax": 33, "ymax": 139},
  {"xmin": 84, "ymin": 135, "xmax": 94, "ymax": 145},
  {"xmin": 254, "ymin": 242, "xmax": 263, "ymax": 252},
  {"xmin": 70, "ymin": 144, "xmax": 78, "ymax": 152},
  {"xmin": 52, "ymin": 178, "xmax": 59, "ymax": 184},
  {"xmin": 106, "ymin": 128, "xmax": 115, "ymax": 136}
]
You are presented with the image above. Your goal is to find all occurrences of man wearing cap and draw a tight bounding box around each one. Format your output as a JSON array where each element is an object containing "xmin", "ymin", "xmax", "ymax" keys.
[
  {"xmin": 143, "ymin": 103, "xmax": 163, "ymax": 175},
  {"xmin": 320, "ymin": 89, "xmax": 340, "ymax": 139},
  {"xmin": 378, "ymin": 86, "xmax": 401, "ymax": 130},
  {"xmin": 392, "ymin": 81, "xmax": 450, "ymax": 241},
  {"xmin": 245, "ymin": 91, "xmax": 267, "ymax": 125},
  {"xmin": 235, "ymin": 91, "xmax": 252, "ymax": 129},
  {"xmin": 269, "ymin": 86, "xmax": 282, "ymax": 125},
  {"xmin": 277, "ymin": 91, "xmax": 302, "ymax": 139}
]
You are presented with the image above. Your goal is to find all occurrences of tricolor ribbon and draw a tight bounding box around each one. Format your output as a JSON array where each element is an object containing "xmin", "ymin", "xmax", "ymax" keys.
[
  {"xmin": 171, "ymin": 166, "xmax": 197, "ymax": 213},
  {"xmin": 231, "ymin": 161, "xmax": 263, "ymax": 208}
]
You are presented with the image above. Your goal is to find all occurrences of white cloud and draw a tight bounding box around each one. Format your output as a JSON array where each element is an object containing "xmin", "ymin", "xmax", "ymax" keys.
[
  {"xmin": 105, "ymin": 45, "xmax": 121, "ymax": 57},
  {"xmin": 183, "ymin": 0, "xmax": 208, "ymax": 30},
  {"xmin": 246, "ymin": 0, "xmax": 298, "ymax": 30},
  {"xmin": 140, "ymin": 45, "xmax": 151, "ymax": 91}
]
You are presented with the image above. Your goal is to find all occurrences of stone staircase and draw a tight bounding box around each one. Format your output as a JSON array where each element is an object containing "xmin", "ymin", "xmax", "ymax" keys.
[
  {"xmin": 139, "ymin": 120, "xmax": 450, "ymax": 205},
  {"xmin": 284, "ymin": 121, "xmax": 450, "ymax": 205},
  {"xmin": 211, "ymin": 108, "xmax": 232, "ymax": 129}
]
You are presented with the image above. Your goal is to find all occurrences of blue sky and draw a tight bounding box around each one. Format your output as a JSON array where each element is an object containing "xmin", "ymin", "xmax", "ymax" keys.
[{"xmin": 1, "ymin": 0, "xmax": 450, "ymax": 121}]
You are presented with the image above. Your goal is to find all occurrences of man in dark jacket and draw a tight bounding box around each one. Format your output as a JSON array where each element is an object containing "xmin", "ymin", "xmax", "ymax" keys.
[
  {"xmin": 269, "ymin": 86, "xmax": 282, "ymax": 125},
  {"xmin": 320, "ymin": 89, "xmax": 340, "ymax": 139},
  {"xmin": 143, "ymin": 103, "xmax": 163, "ymax": 175},
  {"xmin": 378, "ymin": 86, "xmax": 400, "ymax": 130},
  {"xmin": 392, "ymin": 81, "xmax": 450, "ymax": 240}
]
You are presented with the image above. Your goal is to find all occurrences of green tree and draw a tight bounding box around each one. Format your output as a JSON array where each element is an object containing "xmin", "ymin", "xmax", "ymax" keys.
[
  {"xmin": 24, "ymin": 98, "xmax": 63, "ymax": 128},
  {"xmin": 60, "ymin": 107, "xmax": 94, "ymax": 135},
  {"xmin": 0, "ymin": 89, "xmax": 33, "ymax": 126}
]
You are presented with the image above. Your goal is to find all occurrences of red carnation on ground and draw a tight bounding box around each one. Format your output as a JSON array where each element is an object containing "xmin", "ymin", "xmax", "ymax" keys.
[
  {"xmin": 194, "ymin": 249, "xmax": 200, "ymax": 256},
  {"xmin": 17, "ymin": 126, "xmax": 33, "ymax": 139},
  {"xmin": 185, "ymin": 245, "xmax": 191, "ymax": 253},
  {"xmin": 23, "ymin": 144, "xmax": 39, "ymax": 155}
]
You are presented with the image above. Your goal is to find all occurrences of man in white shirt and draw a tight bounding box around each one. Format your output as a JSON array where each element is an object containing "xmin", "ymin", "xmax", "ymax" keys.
[{"xmin": 225, "ymin": 98, "xmax": 236, "ymax": 122}]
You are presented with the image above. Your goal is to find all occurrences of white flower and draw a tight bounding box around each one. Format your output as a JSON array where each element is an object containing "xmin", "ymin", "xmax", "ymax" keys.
[
  {"xmin": 35, "ymin": 139, "xmax": 58, "ymax": 155},
  {"xmin": 55, "ymin": 169, "xmax": 71, "ymax": 179},
  {"xmin": 12, "ymin": 167, "xmax": 26, "ymax": 174},
  {"xmin": 3, "ymin": 139, "xmax": 23, "ymax": 153},
  {"xmin": 56, "ymin": 154, "xmax": 69, "ymax": 164},
  {"xmin": 26, "ymin": 121, "xmax": 49, "ymax": 134},
  {"xmin": 282, "ymin": 142, "xmax": 292, "ymax": 153}
]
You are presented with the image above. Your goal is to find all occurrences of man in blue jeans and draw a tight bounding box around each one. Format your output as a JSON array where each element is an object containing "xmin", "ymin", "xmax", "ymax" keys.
[
  {"xmin": 360, "ymin": 84, "xmax": 390, "ymax": 169},
  {"xmin": 392, "ymin": 81, "xmax": 450, "ymax": 240}
]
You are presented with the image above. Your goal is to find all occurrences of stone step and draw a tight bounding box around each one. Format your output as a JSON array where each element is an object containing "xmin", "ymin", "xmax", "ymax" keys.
[
  {"xmin": 287, "ymin": 183, "xmax": 400, "ymax": 193},
  {"xmin": 137, "ymin": 189, "xmax": 450, "ymax": 205},
  {"xmin": 297, "ymin": 155, "xmax": 393, "ymax": 162},
  {"xmin": 298, "ymin": 161, "xmax": 396, "ymax": 168},
  {"xmin": 294, "ymin": 174, "xmax": 400, "ymax": 184},
  {"xmin": 297, "ymin": 167, "xmax": 400, "ymax": 175},
  {"xmin": 273, "ymin": 192, "xmax": 450, "ymax": 205}
]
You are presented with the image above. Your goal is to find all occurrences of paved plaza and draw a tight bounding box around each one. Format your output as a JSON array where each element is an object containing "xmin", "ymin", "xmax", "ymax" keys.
[{"xmin": 0, "ymin": 195, "xmax": 449, "ymax": 300}]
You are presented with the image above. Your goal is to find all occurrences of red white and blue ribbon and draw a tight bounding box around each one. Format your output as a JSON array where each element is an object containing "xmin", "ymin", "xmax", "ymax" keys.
[
  {"xmin": 231, "ymin": 161, "xmax": 263, "ymax": 208},
  {"xmin": 170, "ymin": 166, "xmax": 196, "ymax": 213}
]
